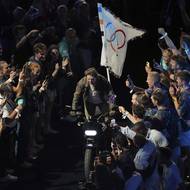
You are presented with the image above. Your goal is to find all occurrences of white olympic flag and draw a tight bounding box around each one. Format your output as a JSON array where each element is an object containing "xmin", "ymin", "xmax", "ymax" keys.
[{"xmin": 98, "ymin": 3, "xmax": 145, "ymax": 78}]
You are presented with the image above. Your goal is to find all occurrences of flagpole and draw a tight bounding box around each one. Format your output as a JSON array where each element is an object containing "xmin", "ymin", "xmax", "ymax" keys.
[{"xmin": 106, "ymin": 66, "xmax": 111, "ymax": 83}]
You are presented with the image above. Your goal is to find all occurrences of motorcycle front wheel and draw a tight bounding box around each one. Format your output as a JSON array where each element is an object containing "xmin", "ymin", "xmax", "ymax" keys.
[{"xmin": 84, "ymin": 148, "xmax": 92, "ymax": 182}]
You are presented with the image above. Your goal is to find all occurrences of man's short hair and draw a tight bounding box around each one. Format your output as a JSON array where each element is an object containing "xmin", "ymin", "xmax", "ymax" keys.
[
  {"xmin": 148, "ymin": 71, "xmax": 160, "ymax": 83},
  {"xmin": 133, "ymin": 134, "xmax": 147, "ymax": 147},
  {"xmin": 132, "ymin": 104, "xmax": 145, "ymax": 119},
  {"xmin": 171, "ymin": 54, "xmax": 186, "ymax": 63},
  {"xmin": 33, "ymin": 43, "xmax": 47, "ymax": 54},
  {"xmin": 170, "ymin": 54, "xmax": 187, "ymax": 68},
  {"xmin": 133, "ymin": 91, "xmax": 145, "ymax": 97},
  {"xmin": 65, "ymin": 28, "xmax": 77, "ymax": 39},
  {"xmin": 160, "ymin": 73, "xmax": 170, "ymax": 88},
  {"xmin": 163, "ymin": 48, "xmax": 173, "ymax": 56},
  {"xmin": 138, "ymin": 93, "xmax": 152, "ymax": 108},
  {"xmin": 84, "ymin": 67, "xmax": 98, "ymax": 77},
  {"xmin": 57, "ymin": 4, "xmax": 68, "ymax": 14},
  {"xmin": 113, "ymin": 132, "xmax": 128, "ymax": 148},
  {"xmin": 151, "ymin": 89, "xmax": 165, "ymax": 105},
  {"xmin": 132, "ymin": 121, "xmax": 147, "ymax": 136},
  {"xmin": 176, "ymin": 70, "xmax": 190, "ymax": 83},
  {"xmin": 0, "ymin": 83, "xmax": 12, "ymax": 96}
]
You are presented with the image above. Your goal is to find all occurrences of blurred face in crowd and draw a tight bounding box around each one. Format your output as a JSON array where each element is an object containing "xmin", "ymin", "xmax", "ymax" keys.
[
  {"xmin": 133, "ymin": 135, "xmax": 145, "ymax": 148},
  {"xmin": 35, "ymin": 50, "xmax": 46, "ymax": 62},
  {"xmin": 176, "ymin": 77, "xmax": 183, "ymax": 88},
  {"xmin": 169, "ymin": 85, "xmax": 176, "ymax": 97},
  {"xmin": 79, "ymin": 2, "xmax": 89, "ymax": 17},
  {"xmin": 29, "ymin": 62, "xmax": 41, "ymax": 77},
  {"xmin": 170, "ymin": 59, "xmax": 177, "ymax": 70},
  {"xmin": 57, "ymin": 5, "xmax": 68, "ymax": 20},
  {"xmin": 86, "ymin": 74, "xmax": 96, "ymax": 85},
  {"xmin": 162, "ymin": 50, "xmax": 171, "ymax": 64},
  {"xmin": 146, "ymin": 73, "xmax": 159, "ymax": 88},
  {"xmin": 51, "ymin": 48, "xmax": 59, "ymax": 60},
  {"xmin": 131, "ymin": 94, "xmax": 138, "ymax": 105},
  {"xmin": 0, "ymin": 84, "xmax": 13, "ymax": 99},
  {"xmin": 146, "ymin": 75, "xmax": 155, "ymax": 88},
  {"xmin": 65, "ymin": 28, "xmax": 77, "ymax": 43},
  {"xmin": 0, "ymin": 61, "xmax": 9, "ymax": 77}
]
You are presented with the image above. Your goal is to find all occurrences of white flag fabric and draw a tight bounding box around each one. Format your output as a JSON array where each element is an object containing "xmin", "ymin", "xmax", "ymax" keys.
[{"xmin": 98, "ymin": 3, "xmax": 145, "ymax": 78}]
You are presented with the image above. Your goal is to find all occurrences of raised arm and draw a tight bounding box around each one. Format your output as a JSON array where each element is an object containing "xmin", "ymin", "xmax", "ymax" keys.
[{"xmin": 158, "ymin": 28, "xmax": 177, "ymax": 50}]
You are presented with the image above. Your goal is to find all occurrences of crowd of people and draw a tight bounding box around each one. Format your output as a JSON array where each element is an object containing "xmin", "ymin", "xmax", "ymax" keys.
[
  {"xmin": 86, "ymin": 28, "xmax": 190, "ymax": 190},
  {"xmin": 0, "ymin": 0, "xmax": 103, "ymax": 184},
  {"xmin": 82, "ymin": 26, "xmax": 190, "ymax": 190},
  {"xmin": 101, "ymin": 30, "xmax": 190, "ymax": 189},
  {"xmin": 0, "ymin": 0, "xmax": 190, "ymax": 190}
]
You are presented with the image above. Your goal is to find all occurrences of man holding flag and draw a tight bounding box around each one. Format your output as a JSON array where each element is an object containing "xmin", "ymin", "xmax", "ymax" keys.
[
  {"xmin": 70, "ymin": 3, "xmax": 145, "ymax": 119},
  {"xmin": 71, "ymin": 67, "xmax": 115, "ymax": 120}
]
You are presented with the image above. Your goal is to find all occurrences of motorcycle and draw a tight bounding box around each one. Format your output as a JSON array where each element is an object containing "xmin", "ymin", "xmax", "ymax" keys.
[{"xmin": 81, "ymin": 114, "xmax": 119, "ymax": 183}]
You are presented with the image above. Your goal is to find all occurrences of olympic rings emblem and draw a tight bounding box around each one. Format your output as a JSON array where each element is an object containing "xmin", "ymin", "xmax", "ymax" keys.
[{"xmin": 105, "ymin": 22, "xmax": 126, "ymax": 52}]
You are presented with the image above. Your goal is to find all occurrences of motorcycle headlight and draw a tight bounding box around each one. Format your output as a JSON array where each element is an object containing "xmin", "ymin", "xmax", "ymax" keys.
[{"xmin": 85, "ymin": 130, "xmax": 97, "ymax": 136}]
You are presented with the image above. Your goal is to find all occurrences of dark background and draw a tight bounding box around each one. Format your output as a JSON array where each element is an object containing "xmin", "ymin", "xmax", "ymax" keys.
[{"xmin": 0, "ymin": 0, "xmax": 189, "ymax": 190}]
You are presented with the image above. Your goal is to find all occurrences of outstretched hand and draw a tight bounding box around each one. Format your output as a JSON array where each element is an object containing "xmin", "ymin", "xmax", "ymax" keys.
[
  {"xmin": 118, "ymin": 106, "xmax": 126, "ymax": 114},
  {"xmin": 9, "ymin": 71, "xmax": 17, "ymax": 81},
  {"xmin": 158, "ymin": 27, "xmax": 166, "ymax": 35},
  {"xmin": 62, "ymin": 57, "xmax": 70, "ymax": 68},
  {"xmin": 153, "ymin": 61, "xmax": 163, "ymax": 72}
]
